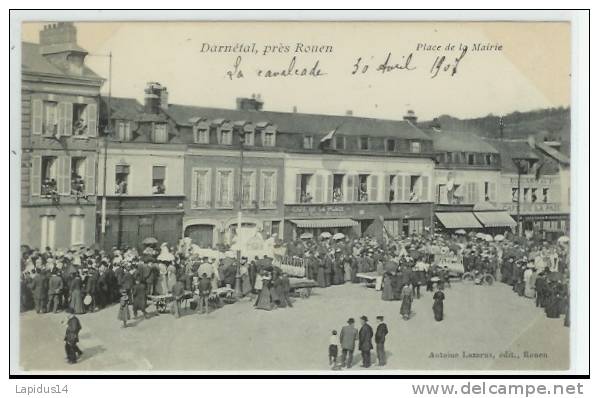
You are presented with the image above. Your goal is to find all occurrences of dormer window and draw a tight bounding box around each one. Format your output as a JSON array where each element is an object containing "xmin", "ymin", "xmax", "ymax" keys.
[
  {"xmin": 152, "ymin": 123, "xmax": 168, "ymax": 143},
  {"xmin": 194, "ymin": 127, "xmax": 209, "ymax": 144},
  {"xmin": 410, "ymin": 141, "xmax": 421, "ymax": 153},
  {"xmin": 386, "ymin": 138, "xmax": 396, "ymax": 152},
  {"xmin": 244, "ymin": 130, "xmax": 255, "ymax": 146},
  {"xmin": 262, "ymin": 125, "xmax": 276, "ymax": 147},
  {"xmin": 117, "ymin": 120, "xmax": 132, "ymax": 141},
  {"xmin": 359, "ymin": 136, "xmax": 369, "ymax": 150},
  {"xmin": 303, "ymin": 135, "xmax": 313, "ymax": 149},
  {"xmin": 218, "ymin": 128, "xmax": 232, "ymax": 145}
]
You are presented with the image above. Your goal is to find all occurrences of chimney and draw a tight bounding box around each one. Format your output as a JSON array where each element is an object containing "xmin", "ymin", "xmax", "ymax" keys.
[
  {"xmin": 39, "ymin": 22, "xmax": 88, "ymax": 76},
  {"xmin": 345, "ymin": 110, "xmax": 353, "ymax": 116},
  {"xmin": 403, "ymin": 109, "xmax": 418, "ymax": 124},
  {"xmin": 292, "ymin": 106, "xmax": 298, "ymax": 113},
  {"xmin": 236, "ymin": 96, "xmax": 264, "ymax": 111},
  {"xmin": 144, "ymin": 82, "xmax": 166, "ymax": 114}
]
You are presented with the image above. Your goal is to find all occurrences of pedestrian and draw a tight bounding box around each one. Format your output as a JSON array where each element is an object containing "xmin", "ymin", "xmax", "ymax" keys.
[
  {"xmin": 30, "ymin": 269, "xmax": 47, "ymax": 314},
  {"xmin": 254, "ymin": 270, "xmax": 273, "ymax": 311},
  {"xmin": 131, "ymin": 278, "xmax": 148, "ymax": 319},
  {"xmin": 197, "ymin": 273, "xmax": 211, "ymax": 314},
  {"xmin": 48, "ymin": 270, "xmax": 64, "ymax": 313},
  {"xmin": 69, "ymin": 271, "xmax": 85, "ymax": 314},
  {"xmin": 433, "ymin": 286, "xmax": 445, "ymax": 321},
  {"xmin": 400, "ymin": 283, "xmax": 414, "ymax": 320},
  {"xmin": 280, "ymin": 272, "xmax": 293, "ymax": 308},
  {"xmin": 339, "ymin": 317, "xmax": 358, "ymax": 368},
  {"xmin": 358, "ymin": 315, "xmax": 373, "ymax": 368},
  {"xmin": 329, "ymin": 330, "xmax": 339, "ymax": 369},
  {"xmin": 117, "ymin": 289, "xmax": 131, "ymax": 328},
  {"xmin": 172, "ymin": 278, "xmax": 186, "ymax": 318},
  {"xmin": 63, "ymin": 308, "xmax": 82, "ymax": 364},
  {"xmin": 375, "ymin": 315, "xmax": 388, "ymax": 366}
]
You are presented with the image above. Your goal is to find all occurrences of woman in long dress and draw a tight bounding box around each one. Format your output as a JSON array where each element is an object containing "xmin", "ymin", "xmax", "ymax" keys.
[
  {"xmin": 69, "ymin": 273, "xmax": 85, "ymax": 314},
  {"xmin": 240, "ymin": 262, "xmax": 252, "ymax": 296},
  {"xmin": 343, "ymin": 257, "xmax": 352, "ymax": 283},
  {"xmin": 166, "ymin": 264, "xmax": 177, "ymax": 293},
  {"xmin": 381, "ymin": 272, "xmax": 394, "ymax": 301},
  {"xmin": 523, "ymin": 267, "xmax": 536, "ymax": 298},
  {"xmin": 155, "ymin": 263, "xmax": 168, "ymax": 295},
  {"xmin": 400, "ymin": 283, "xmax": 413, "ymax": 320},
  {"xmin": 254, "ymin": 271, "xmax": 273, "ymax": 311},
  {"xmin": 316, "ymin": 258, "xmax": 326, "ymax": 288},
  {"xmin": 433, "ymin": 287, "xmax": 445, "ymax": 321}
]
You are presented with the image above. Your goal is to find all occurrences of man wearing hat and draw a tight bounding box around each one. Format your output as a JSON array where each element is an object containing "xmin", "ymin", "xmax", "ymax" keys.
[
  {"xmin": 375, "ymin": 316, "xmax": 389, "ymax": 366},
  {"xmin": 47, "ymin": 270, "xmax": 64, "ymax": 313},
  {"xmin": 358, "ymin": 315, "xmax": 374, "ymax": 368},
  {"xmin": 339, "ymin": 318, "xmax": 358, "ymax": 368}
]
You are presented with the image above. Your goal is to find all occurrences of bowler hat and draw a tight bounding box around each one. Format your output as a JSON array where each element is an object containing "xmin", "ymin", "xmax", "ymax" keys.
[
  {"xmin": 360, "ymin": 315, "xmax": 368, "ymax": 322},
  {"xmin": 347, "ymin": 317, "xmax": 355, "ymax": 324}
]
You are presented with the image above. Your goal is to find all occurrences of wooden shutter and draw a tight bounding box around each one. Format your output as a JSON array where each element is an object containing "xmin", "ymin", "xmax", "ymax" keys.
[
  {"xmin": 57, "ymin": 102, "xmax": 65, "ymax": 136},
  {"xmin": 403, "ymin": 175, "xmax": 410, "ymax": 202},
  {"xmin": 295, "ymin": 174, "xmax": 302, "ymax": 203},
  {"xmin": 215, "ymin": 171, "xmax": 222, "ymax": 207},
  {"xmin": 369, "ymin": 175, "xmax": 378, "ymax": 202},
  {"xmin": 191, "ymin": 170, "xmax": 198, "ymax": 208},
  {"xmin": 315, "ymin": 174, "xmax": 324, "ymax": 203},
  {"xmin": 346, "ymin": 174, "xmax": 354, "ymax": 202},
  {"xmin": 384, "ymin": 175, "xmax": 390, "ymax": 202},
  {"xmin": 64, "ymin": 103, "xmax": 73, "ymax": 136},
  {"xmin": 87, "ymin": 103, "xmax": 98, "ymax": 137},
  {"xmin": 57, "ymin": 156, "xmax": 71, "ymax": 195},
  {"xmin": 326, "ymin": 174, "xmax": 333, "ymax": 202},
  {"xmin": 270, "ymin": 172, "xmax": 277, "ymax": 205},
  {"xmin": 228, "ymin": 170, "xmax": 234, "ymax": 206},
  {"xmin": 489, "ymin": 182, "xmax": 497, "ymax": 201},
  {"xmin": 396, "ymin": 175, "xmax": 404, "ymax": 201},
  {"xmin": 473, "ymin": 182, "xmax": 479, "ymax": 203},
  {"xmin": 30, "ymin": 156, "xmax": 41, "ymax": 196},
  {"xmin": 421, "ymin": 175, "xmax": 429, "ymax": 201},
  {"xmin": 85, "ymin": 156, "xmax": 95, "ymax": 195},
  {"xmin": 32, "ymin": 99, "xmax": 43, "ymax": 135}
]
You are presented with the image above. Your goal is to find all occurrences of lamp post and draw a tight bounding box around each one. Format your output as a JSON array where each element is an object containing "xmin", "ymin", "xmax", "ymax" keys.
[
  {"xmin": 234, "ymin": 126, "xmax": 246, "ymax": 298},
  {"xmin": 513, "ymin": 158, "xmax": 526, "ymax": 236}
]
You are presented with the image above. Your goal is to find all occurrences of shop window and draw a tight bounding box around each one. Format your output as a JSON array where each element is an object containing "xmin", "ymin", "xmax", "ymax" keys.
[
  {"xmin": 410, "ymin": 141, "xmax": 421, "ymax": 153},
  {"xmin": 70, "ymin": 215, "xmax": 85, "ymax": 246},
  {"xmin": 71, "ymin": 157, "xmax": 86, "ymax": 196},
  {"xmin": 303, "ymin": 135, "xmax": 313, "ymax": 149},
  {"xmin": 115, "ymin": 164, "xmax": 129, "ymax": 194},
  {"xmin": 152, "ymin": 166, "xmax": 166, "ymax": 194},
  {"xmin": 332, "ymin": 174, "xmax": 345, "ymax": 202},
  {"xmin": 117, "ymin": 120, "xmax": 132, "ymax": 141},
  {"xmin": 41, "ymin": 156, "xmax": 58, "ymax": 196},
  {"xmin": 359, "ymin": 137, "xmax": 369, "ymax": 150},
  {"xmin": 297, "ymin": 174, "xmax": 314, "ymax": 203},
  {"xmin": 152, "ymin": 123, "xmax": 168, "ymax": 143}
]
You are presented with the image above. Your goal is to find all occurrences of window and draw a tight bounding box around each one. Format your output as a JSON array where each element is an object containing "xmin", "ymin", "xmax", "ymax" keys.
[
  {"xmin": 358, "ymin": 174, "xmax": 370, "ymax": 202},
  {"xmin": 117, "ymin": 121, "xmax": 132, "ymax": 141},
  {"xmin": 389, "ymin": 175, "xmax": 397, "ymax": 201},
  {"xmin": 218, "ymin": 128, "xmax": 232, "ymax": 145},
  {"xmin": 531, "ymin": 188, "xmax": 538, "ymax": 203},
  {"xmin": 296, "ymin": 174, "xmax": 314, "ymax": 203},
  {"xmin": 43, "ymin": 101, "xmax": 58, "ymax": 136},
  {"xmin": 512, "ymin": 187, "xmax": 519, "ymax": 202},
  {"xmin": 41, "ymin": 156, "xmax": 58, "ymax": 196},
  {"xmin": 241, "ymin": 170, "xmax": 257, "ymax": 208},
  {"xmin": 271, "ymin": 220, "xmax": 280, "ymax": 237},
  {"xmin": 72, "ymin": 103, "xmax": 88, "ymax": 136},
  {"xmin": 40, "ymin": 215, "xmax": 56, "ymax": 250},
  {"xmin": 465, "ymin": 182, "xmax": 478, "ymax": 204},
  {"xmin": 152, "ymin": 166, "xmax": 166, "ymax": 194},
  {"xmin": 191, "ymin": 168, "xmax": 211, "ymax": 208},
  {"xmin": 152, "ymin": 123, "xmax": 168, "ymax": 143},
  {"xmin": 70, "ymin": 215, "xmax": 85, "ymax": 246},
  {"xmin": 216, "ymin": 169, "xmax": 234, "ymax": 208},
  {"xmin": 262, "ymin": 129, "xmax": 276, "ymax": 147},
  {"xmin": 386, "ymin": 139, "xmax": 396, "ymax": 152},
  {"xmin": 467, "ymin": 153, "xmax": 475, "ymax": 165},
  {"xmin": 359, "ymin": 137, "xmax": 369, "ymax": 150},
  {"xmin": 115, "ymin": 164, "xmax": 129, "ymax": 194},
  {"xmin": 71, "ymin": 157, "xmax": 86, "ymax": 196},
  {"xmin": 303, "ymin": 135, "xmax": 313, "ymax": 149},
  {"xmin": 332, "ymin": 135, "xmax": 345, "ymax": 150},
  {"xmin": 332, "ymin": 174, "xmax": 345, "ymax": 202},
  {"xmin": 261, "ymin": 170, "xmax": 277, "ymax": 208},
  {"xmin": 410, "ymin": 141, "xmax": 421, "ymax": 153},
  {"xmin": 410, "ymin": 176, "xmax": 421, "ymax": 202},
  {"xmin": 523, "ymin": 188, "xmax": 530, "ymax": 202},
  {"xmin": 244, "ymin": 131, "xmax": 255, "ymax": 146},
  {"xmin": 384, "ymin": 220, "xmax": 401, "ymax": 237},
  {"xmin": 485, "ymin": 154, "xmax": 492, "ymax": 165},
  {"xmin": 408, "ymin": 219, "xmax": 424, "ymax": 235},
  {"xmin": 542, "ymin": 188, "xmax": 549, "ymax": 203}
]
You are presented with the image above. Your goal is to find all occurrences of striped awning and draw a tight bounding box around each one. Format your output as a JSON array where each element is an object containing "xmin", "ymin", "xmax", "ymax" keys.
[
  {"xmin": 436, "ymin": 212, "xmax": 483, "ymax": 229},
  {"xmin": 290, "ymin": 219, "xmax": 358, "ymax": 228},
  {"xmin": 474, "ymin": 211, "xmax": 517, "ymax": 228}
]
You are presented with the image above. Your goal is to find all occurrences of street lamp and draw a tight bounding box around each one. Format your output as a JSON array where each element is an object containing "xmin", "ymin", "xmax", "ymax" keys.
[
  {"xmin": 234, "ymin": 125, "xmax": 246, "ymax": 298},
  {"xmin": 512, "ymin": 157, "xmax": 528, "ymax": 236}
]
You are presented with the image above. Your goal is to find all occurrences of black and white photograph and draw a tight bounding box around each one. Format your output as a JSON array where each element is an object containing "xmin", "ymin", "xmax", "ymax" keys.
[{"xmin": 9, "ymin": 13, "xmax": 588, "ymax": 375}]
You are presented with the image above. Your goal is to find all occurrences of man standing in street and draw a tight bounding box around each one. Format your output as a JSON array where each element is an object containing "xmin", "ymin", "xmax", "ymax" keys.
[
  {"xmin": 47, "ymin": 270, "xmax": 64, "ymax": 313},
  {"xmin": 358, "ymin": 315, "xmax": 374, "ymax": 368},
  {"xmin": 375, "ymin": 315, "xmax": 389, "ymax": 366},
  {"xmin": 339, "ymin": 317, "xmax": 358, "ymax": 368},
  {"xmin": 197, "ymin": 273, "xmax": 212, "ymax": 315}
]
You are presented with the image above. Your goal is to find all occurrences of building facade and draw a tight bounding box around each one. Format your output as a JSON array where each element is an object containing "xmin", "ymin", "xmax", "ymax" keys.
[{"xmin": 21, "ymin": 23, "xmax": 103, "ymax": 250}]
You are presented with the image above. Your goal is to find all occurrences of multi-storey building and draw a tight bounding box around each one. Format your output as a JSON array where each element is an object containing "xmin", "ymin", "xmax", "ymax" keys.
[
  {"xmin": 96, "ymin": 84, "xmax": 185, "ymax": 250},
  {"xmin": 21, "ymin": 23, "xmax": 103, "ymax": 249}
]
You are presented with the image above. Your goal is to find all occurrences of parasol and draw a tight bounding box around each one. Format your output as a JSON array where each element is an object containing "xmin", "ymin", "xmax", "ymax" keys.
[
  {"xmin": 320, "ymin": 232, "xmax": 332, "ymax": 239},
  {"xmin": 142, "ymin": 237, "xmax": 158, "ymax": 245},
  {"xmin": 455, "ymin": 229, "xmax": 466, "ymax": 235},
  {"xmin": 333, "ymin": 232, "xmax": 345, "ymax": 240},
  {"xmin": 475, "ymin": 232, "xmax": 486, "ymax": 239},
  {"xmin": 494, "ymin": 234, "xmax": 505, "ymax": 242},
  {"xmin": 484, "ymin": 234, "xmax": 494, "ymax": 242},
  {"xmin": 300, "ymin": 232, "xmax": 314, "ymax": 239},
  {"xmin": 557, "ymin": 236, "xmax": 570, "ymax": 244}
]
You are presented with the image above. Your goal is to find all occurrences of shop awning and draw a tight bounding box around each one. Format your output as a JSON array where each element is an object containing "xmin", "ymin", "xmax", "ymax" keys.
[
  {"xmin": 436, "ymin": 212, "xmax": 483, "ymax": 229},
  {"xmin": 474, "ymin": 211, "xmax": 517, "ymax": 228},
  {"xmin": 290, "ymin": 219, "xmax": 358, "ymax": 228}
]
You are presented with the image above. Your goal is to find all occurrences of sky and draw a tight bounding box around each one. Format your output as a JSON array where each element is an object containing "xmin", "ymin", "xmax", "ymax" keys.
[{"xmin": 22, "ymin": 21, "xmax": 571, "ymax": 121}]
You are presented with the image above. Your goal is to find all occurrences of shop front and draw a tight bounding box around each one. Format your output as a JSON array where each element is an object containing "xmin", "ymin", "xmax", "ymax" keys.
[{"xmin": 284, "ymin": 202, "xmax": 434, "ymax": 241}]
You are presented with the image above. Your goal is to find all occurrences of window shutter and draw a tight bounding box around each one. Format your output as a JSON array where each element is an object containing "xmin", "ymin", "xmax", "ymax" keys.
[
  {"xmin": 57, "ymin": 156, "xmax": 71, "ymax": 195},
  {"xmin": 384, "ymin": 175, "xmax": 390, "ymax": 202},
  {"xmin": 315, "ymin": 174, "xmax": 324, "ymax": 203},
  {"xmin": 57, "ymin": 102, "xmax": 65, "ymax": 136},
  {"xmin": 30, "ymin": 156, "xmax": 42, "ymax": 196},
  {"xmin": 295, "ymin": 174, "xmax": 302, "ymax": 203},
  {"xmin": 473, "ymin": 182, "xmax": 479, "ymax": 203},
  {"xmin": 32, "ymin": 99, "xmax": 43, "ymax": 135},
  {"xmin": 64, "ymin": 103, "xmax": 73, "ymax": 136},
  {"xmin": 421, "ymin": 175, "xmax": 429, "ymax": 201},
  {"xmin": 87, "ymin": 103, "xmax": 98, "ymax": 137},
  {"xmin": 85, "ymin": 156, "xmax": 95, "ymax": 195},
  {"xmin": 489, "ymin": 182, "xmax": 497, "ymax": 201},
  {"xmin": 215, "ymin": 171, "xmax": 222, "ymax": 207},
  {"xmin": 369, "ymin": 175, "xmax": 378, "ymax": 202},
  {"xmin": 228, "ymin": 171, "xmax": 234, "ymax": 206},
  {"xmin": 396, "ymin": 175, "xmax": 404, "ymax": 201},
  {"xmin": 251, "ymin": 171, "xmax": 257, "ymax": 204},
  {"xmin": 191, "ymin": 170, "xmax": 198, "ymax": 208},
  {"xmin": 270, "ymin": 172, "xmax": 277, "ymax": 205},
  {"xmin": 326, "ymin": 174, "xmax": 333, "ymax": 202},
  {"xmin": 346, "ymin": 174, "xmax": 354, "ymax": 202},
  {"xmin": 402, "ymin": 175, "xmax": 410, "ymax": 201}
]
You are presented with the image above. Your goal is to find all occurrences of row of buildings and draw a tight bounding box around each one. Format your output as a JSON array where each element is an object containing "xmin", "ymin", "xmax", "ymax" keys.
[{"xmin": 20, "ymin": 23, "xmax": 571, "ymax": 251}]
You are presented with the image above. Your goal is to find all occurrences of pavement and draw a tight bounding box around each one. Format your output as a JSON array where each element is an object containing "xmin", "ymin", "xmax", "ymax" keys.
[{"xmin": 18, "ymin": 281, "xmax": 569, "ymax": 372}]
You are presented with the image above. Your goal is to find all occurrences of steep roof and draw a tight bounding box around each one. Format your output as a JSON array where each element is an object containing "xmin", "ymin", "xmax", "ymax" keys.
[
  {"xmin": 535, "ymin": 141, "xmax": 570, "ymax": 165},
  {"xmin": 165, "ymin": 104, "xmax": 432, "ymax": 140},
  {"xmin": 485, "ymin": 138, "xmax": 559, "ymax": 175},
  {"xmin": 100, "ymin": 97, "xmax": 144, "ymax": 120},
  {"xmin": 426, "ymin": 128, "xmax": 499, "ymax": 153},
  {"xmin": 22, "ymin": 41, "xmax": 102, "ymax": 80}
]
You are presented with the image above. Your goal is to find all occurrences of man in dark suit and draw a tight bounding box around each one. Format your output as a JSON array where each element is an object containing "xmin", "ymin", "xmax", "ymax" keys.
[
  {"xmin": 47, "ymin": 270, "xmax": 64, "ymax": 313},
  {"xmin": 375, "ymin": 315, "xmax": 389, "ymax": 366},
  {"xmin": 358, "ymin": 315, "xmax": 374, "ymax": 368},
  {"xmin": 339, "ymin": 318, "xmax": 358, "ymax": 368},
  {"xmin": 30, "ymin": 269, "xmax": 48, "ymax": 314}
]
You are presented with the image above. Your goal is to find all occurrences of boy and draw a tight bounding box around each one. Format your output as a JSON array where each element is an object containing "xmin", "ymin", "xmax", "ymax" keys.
[{"xmin": 329, "ymin": 330, "xmax": 340, "ymax": 369}]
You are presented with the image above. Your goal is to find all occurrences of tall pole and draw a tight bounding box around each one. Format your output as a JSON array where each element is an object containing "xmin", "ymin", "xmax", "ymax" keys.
[
  {"xmin": 234, "ymin": 128, "xmax": 245, "ymax": 298},
  {"xmin": 516, "ymin": 160, "xmax": 522, "ymax": 236},
  {"xmin": 100, "ymin": 52, "xmax": 112, "ymax": 248}
]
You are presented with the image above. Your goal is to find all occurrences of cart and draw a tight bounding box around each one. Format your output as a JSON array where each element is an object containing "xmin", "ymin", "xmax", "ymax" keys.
[{"xmin": 288, "ymin": 277, "xmax": 317, "ymax": 298}]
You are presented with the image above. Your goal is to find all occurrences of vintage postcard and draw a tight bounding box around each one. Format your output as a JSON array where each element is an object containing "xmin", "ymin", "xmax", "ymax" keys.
[{"xmin": 12, "ymin": 16, "xmax": 582, "ymax": 374}]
